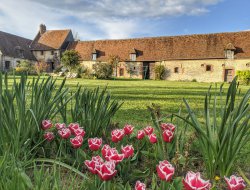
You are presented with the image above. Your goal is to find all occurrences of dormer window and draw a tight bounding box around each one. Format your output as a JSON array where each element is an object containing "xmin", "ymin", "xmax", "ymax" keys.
[
  {"xmin": 92, "ymin": 49, "xmax": 97, "ymax": 61},
  {"xmin": 130, "ymin": 48, "xmax": 137, "ymax": 61},
  {"xmin": 224, "ymin": 43, "xmax": 236, "ymax": 59}
]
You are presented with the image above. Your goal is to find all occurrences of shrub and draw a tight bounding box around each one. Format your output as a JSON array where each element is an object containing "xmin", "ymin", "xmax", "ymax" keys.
[
  {"xmin": 61, "ymin": 50, "xmax": 81, "ymax": 72},
  {"xmin": 93, "ymin": 62, "xmax": 113, "ymax": 79},
  {"xmin": 35, "ymin": 61, "xmax": 49, "ymax": 75},
  {"xmin": 236, "ymin": 70, "xmax": 250, "ymax": 85},
  {"xmin": 15, "ymin": 60, "xmax": 35, "ymax": 74},
  {"xmin": 154, "ymin": 65, "xmax": 165, "ymax": 80}
]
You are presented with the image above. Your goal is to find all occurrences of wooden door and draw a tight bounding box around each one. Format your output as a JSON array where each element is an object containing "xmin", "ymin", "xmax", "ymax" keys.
[{"xmin": 224, "ymin": 69, "xmax": 234, "ymax": 82}]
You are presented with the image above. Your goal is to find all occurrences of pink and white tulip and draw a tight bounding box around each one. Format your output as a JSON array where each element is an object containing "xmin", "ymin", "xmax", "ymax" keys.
[
  {"xmin": 183, "ymin": 171, "xmax": 211, "ymax": 190},
  {"xmin": 224, "ymin": 175, "xmax": 246, "ymax": 190},
  {"xmin": 156, "ymin": 160, "xmax": 175, "ymax": 182}
]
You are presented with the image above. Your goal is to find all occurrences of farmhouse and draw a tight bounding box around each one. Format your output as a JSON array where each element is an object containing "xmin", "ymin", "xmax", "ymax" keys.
[
  {"xmin": 0, "ymin": 31, "xmax": 36, "ymax": 71},
  {"xmin": 1, "ymin": 24, "xmax": 250, "ymax": 82},
  {"xmin": 68, "ymin": 31, "xmax": 250, "ymax": 82}
]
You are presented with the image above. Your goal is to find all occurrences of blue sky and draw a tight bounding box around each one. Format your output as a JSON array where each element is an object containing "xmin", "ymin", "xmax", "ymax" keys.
[{"xmin": 0, "ymin": 0, "xmax": 249, "ymax": 40}]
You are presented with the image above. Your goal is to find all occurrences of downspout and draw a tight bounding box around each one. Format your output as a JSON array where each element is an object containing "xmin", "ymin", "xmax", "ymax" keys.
[{"xmin": 0, "ymin": 51, "xmax": 2, "ymax": 71}]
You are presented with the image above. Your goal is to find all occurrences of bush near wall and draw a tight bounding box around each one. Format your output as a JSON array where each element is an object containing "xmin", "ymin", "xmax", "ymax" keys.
[
  {"xmin": 154, "ymin": 65, "xmax": 165, "ymax": 80},
  {"xmin": 236, "ymin": 70, "xmax": 250, "ymax": 85},
  {"xmin": 93, "ymin": 62, "xmax": 113, "ymax": 79}
]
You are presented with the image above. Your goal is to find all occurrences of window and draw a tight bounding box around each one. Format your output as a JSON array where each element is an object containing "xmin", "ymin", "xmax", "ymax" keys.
[
  {"xmin": 92, "ymin": 53, "xmax": 97, "ymax": 61},
  {"xmin": 40, "ymin": 51, "xmax": 44, "ymax": 55},
  {"xmin": 51, "ymin": 51, "xmax": 54, "ymax": 55},
  {"xmin": 225, "ymin": 50, "xmax": 234, "ymax": 59},
  {"xmin": 130, "ymin": 53, "xmax": 136, "ymax": 61},
  {"xmin": 5, "ymin": 61, "xmax": 10, "ymax": 70},
  {"xmin": 174, "ymin": 67, "xmax": 179, "ymax": 73},
  {"xmin": 206, "ymin": 65, "xmax": 212, "ymax": 71},
  {"xmin": 119, "ymin": 68, "xmax": 124, "ymax": 76}
]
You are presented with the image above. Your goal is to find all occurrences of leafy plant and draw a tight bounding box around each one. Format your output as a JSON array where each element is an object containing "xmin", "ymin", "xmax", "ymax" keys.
[
  {"xmin": 70, "ymin": 86, "xmax": 123, "ymax": 138},
  {"xmin": 154, "ymin": 65, "xmax": 165, "ymax": 80},
  {"xmin": 93, "ymin": 62, "xmax": 113, "ymax": 79},
  {"xmin": 178, "ymin": 77, "xmax": 250, "ymax": 178},
  {"xmin": 236, "ymin": 70, "xmax": 250, "ymax": 85},
  {"xmin": 61, "ymin": 50, "xmax": 81, "ymax": 72}
]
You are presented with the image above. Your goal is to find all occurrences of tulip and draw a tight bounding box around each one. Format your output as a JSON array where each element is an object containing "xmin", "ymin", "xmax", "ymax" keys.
[
  {"xmin": 224, "ymin": 175, "xmax": 246, "ymax": 190},
  {"xmin": 144, "ymin": 126, "xmax": 154, "ymax": 135},
  {"xmin": 161, "ymin": 123, "xmax": 176, "ymax": 132},
  {"xmin": 58, "ymin": 128, "xmax": 71, "ymax": 139},
  {"xmin": 72, "ymin": 127, "xmax": 86, "ymax": 137},
  {"xmin": 156, "ymin": 160, "xmax": 175, "ymax": 182},
  {"xmin": 84, "ymin": 155, "xmax": 104, "ymax": 174},
  {"xmin": 111, "ymin": 129, "xmax": 125, "ymax": 143},
  {"xmin": 70, "ymin": 135, "xmax": 83, "ymax": 149},
  {"xmin": 105, "ymin": 153, "xmax": 124, "ymax": 164},
  {"xmin": 55, "ymin": 123, "xmax": 66, "ymax": 130},
  {"xmin": 123, "ymin": 124, "xmax": 134, "ymax": 135},
  {"xmin": 68, "ymin": 123, "xmax": 80, "ymax": 133},
  {"xmin": 88, "ymin": 138, "xmax": 102, "ymax": 151},
  {"xmin": 102, "ymin": 144, "xmax": 112, "ymax": 157},
  {"xmin": 135, "ymin": 180, "xmax": 146, "ymax": 190},
  {"xmin": 96, "ymin": 161, "xmax": 117, "ymax": 181},
  {"xmin": 137, "ymin": 130, "xmax": 145, "ymax": 140},
  {"xmin": 148, "ymin": 133, "xmax": 157, "ymax": 144},
  {"xmin": 43, "ymin": 132, "xmax": 54, "ymax": 142},
  {"xmin": 121, "ymin": 145, "xmax": 134, "ymax": 158},
  {"xmin": 162, "ymin": 129, "xmax": 174, "ymax": 143},
  {"xmin": 183, "ymin": 171, "xmax": 211, "ymax": 190},
  {"xmin": 41, "ymin": 120, "xmax": 53, "ymax": 130}
]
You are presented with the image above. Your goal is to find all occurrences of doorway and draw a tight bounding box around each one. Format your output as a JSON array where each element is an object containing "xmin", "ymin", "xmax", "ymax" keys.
[
  {"xmin": 224, "ymin": 69, "xmax": 234, "ymax": 82},
  {"xmin": 143, "ymin": 62, "xmax": 150, "ymax": 79}
]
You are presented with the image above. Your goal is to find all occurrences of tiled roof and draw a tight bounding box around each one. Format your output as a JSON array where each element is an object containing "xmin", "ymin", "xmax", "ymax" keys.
[
  {"xmin": 30, "ymin": 29, "xmax": 71, "ymax": 50},
  {"xmin": 67, "ymin": 31, "xmax": 250, "ymax": 61},
  {"xmin": 0, "ymin": 31, "xmax": 36, "ymax": 60}
]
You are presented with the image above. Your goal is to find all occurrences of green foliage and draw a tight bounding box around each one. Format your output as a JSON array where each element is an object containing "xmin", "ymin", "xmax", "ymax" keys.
[
  {"xmin": 93, "ymin": 62, "xmax": 113, "ymax": 79},
  {"xmin": 179, "ymin": 77, "xmax": 250, "ymax": 178},
  {"xmin": 154, "ymin": 65, "xmax": 165, "ymax": 80},
  {"xmin": 15, "ymin": 60, "xmax": 35, "ymax": 74},
  {"xmin": 61, "ymin": 50, "xmax": 81, "ymax": 72},
  {"xmin": 236, "ymin": 70, "xmax": 250, "ymax": 85},
  {"xmin": 70, "ymin": 87, "xmax": 122, "ymax": 137}
]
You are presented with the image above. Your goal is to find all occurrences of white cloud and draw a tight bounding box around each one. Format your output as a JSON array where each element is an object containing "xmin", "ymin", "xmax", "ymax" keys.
[{"xmin": 0, "ymin": 0, "xmax": 222, "ymax": 39}]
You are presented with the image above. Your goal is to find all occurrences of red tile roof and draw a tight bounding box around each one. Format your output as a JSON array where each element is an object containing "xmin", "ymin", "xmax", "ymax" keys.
[
  {"xmin": 30, "ymin": 30, "xmax": 71, "ymax": 50},
  {"xmin": 68, "ymin": 31, "xmax": 250, "ymax": 61}
]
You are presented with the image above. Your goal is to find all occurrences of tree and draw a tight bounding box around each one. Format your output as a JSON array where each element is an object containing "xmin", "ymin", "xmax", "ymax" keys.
[
  {"xmin": 107, "ymin": 55, "xmax": 120, "ymax": 77},
  {"xmin": 61, "ymin": 50, "xmax": 81, "ymax": 72}
]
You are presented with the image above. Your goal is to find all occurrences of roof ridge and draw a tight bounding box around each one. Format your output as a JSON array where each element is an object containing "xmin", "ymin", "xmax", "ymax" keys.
[{"xmin": 0, "ymin": 30, "xmax": 32, "ymax": 41}]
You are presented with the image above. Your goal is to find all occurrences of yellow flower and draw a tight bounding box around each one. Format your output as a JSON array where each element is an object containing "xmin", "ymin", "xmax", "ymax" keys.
[{"xmin": 215, "ymin": 176, "xmax": 220, "ymax": 181}]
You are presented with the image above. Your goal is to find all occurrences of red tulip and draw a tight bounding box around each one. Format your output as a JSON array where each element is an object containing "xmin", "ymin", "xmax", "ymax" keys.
[
  {"xmin": 121, "ymin": 145, "xmax": 134, "ymax": 158},
  {"xmin": 68, "ymin": 123, "xmax": 80, "ymax": 133},
  {"xmin": 111, "ymin": 129, "xmax": 125, "ymax": 143},
  {"xmin": 224, "ymin": 175, "xmax": 246, "ymax": 190},
  {"xmin": 156, "ymin": 160, "xmax": 175, "ymax": 182},
  {"xmin": 144, "ymin": 126, "xmax": 154, "ymax": 135},
  {"xmin": 72, "ymin": 127, "xmax": 86, "ymax": 137},
  {"xmin": 162, "ymin": 129, "xmax": 174, "ymax": 143},
  {"xmin": 148, "ymin": 133, "xmax": 157, "ymax": 144},
  {"xmin": 137, "ymin": 130, "xmax": 145, "ymax": 140},
  {"xmin": 123, "ymin": 124, "xmax": 134, "ymax": 135},
  {"xmin": 41, "ymin": 120, "xmax": 53, "ymax": 130},
  {"xmin": 70, "ymin": 135, "xmax": 83, "ymax": 149},
  {"xmin": 84, "ymin": 155, "xmax": 104, "ymax": 174},
  {"xmin": 105, "ymin": 153, "xmax": 124, "ymax": 164},
  {"xmin": 55, "ymin": 123, "xmax": 66, "ymax": 130},
  {"xmin": 135, "ymin": 180, "xmax": 146, "ymax": 190},
  {"xmin": 96, "ymin": 161, "xmax": 117, "ymax": 181},
  {"xmin": 161, "ymin": 123, "xmax": 176, "ymax": 132},
  {"xmin": 183, "ymin": 171, "xmax": 211, "ymax": 190},
  {"xmin": 58, "ymin": 128, "xmax": 71, "ymax": 139},
  {"xmin": 101, "ymin": 144, "xmax": 112, "ymax": 157},
  {"xmin": 88, "ymin": 138, "xmax": 102, "ymax": 151},
  {"xmin": 43, "ymin": 132, "xmax": 54, "ymax": 142}
]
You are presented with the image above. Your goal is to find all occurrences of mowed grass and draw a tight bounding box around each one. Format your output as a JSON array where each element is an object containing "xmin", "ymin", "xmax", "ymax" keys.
[{"xmin": 53, "ymin": 77, "xmax": 249, "ymax": 127}]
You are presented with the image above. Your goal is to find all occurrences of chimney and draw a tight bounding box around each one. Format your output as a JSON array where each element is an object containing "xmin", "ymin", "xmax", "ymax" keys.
[{"xmin": 39, "ymin": 24, "xmax": 46, "ymax": 34}]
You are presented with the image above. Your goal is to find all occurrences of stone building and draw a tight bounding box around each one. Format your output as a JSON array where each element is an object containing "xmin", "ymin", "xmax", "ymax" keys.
[
  {"xmin": 68, "ymin": 31, "xmax": 250, "ymax": 82},
  {"xmin": 30, "ymin": 24, "xmax": 74, "ymax": 71},
  {"xmin": 0, "ymin": 31, "xmax": 36, "ymax": 71}
]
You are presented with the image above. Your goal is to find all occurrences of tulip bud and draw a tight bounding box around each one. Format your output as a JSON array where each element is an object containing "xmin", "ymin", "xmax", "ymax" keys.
[
  {"xmin": 123, "ymin": 124, "xmax": 134, "ymax": 135},
  {"xmin": 41, "ymin": 120, "xmax": 53, "ymax": 130},
  {"xmin": 44, "ymin": 132, "xmax": 54, "ymax": 142},
  {"xmin": 144, "ymin": 126, "xmax": 154, "ymax": 135},
  {"xmin": 88, "ymin": 137, "xmax": 102, "ymax": 151},
  {"xmin": 156, "ymin": 160, "xmax": 175, "ymax": 182},
  {"xmin": 148, "ymin": 133, "xmax": 157, "ymax": 144}
]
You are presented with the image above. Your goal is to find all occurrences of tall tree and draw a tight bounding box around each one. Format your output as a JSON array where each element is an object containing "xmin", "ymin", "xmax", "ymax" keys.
[{"xmin": 61, "ymin": 50, "xmax": 81, "ymax": 72}]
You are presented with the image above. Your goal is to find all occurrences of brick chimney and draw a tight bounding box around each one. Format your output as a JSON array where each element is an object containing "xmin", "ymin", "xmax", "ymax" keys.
[{"xmin": 39, "ymin": 24, "xmax": 46, "ymax": 34}]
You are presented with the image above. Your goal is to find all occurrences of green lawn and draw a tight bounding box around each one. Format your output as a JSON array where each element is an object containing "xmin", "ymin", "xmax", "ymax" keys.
[{"xmin": 55, "ymin": 78, "xmax": 249, "ymax": 127}]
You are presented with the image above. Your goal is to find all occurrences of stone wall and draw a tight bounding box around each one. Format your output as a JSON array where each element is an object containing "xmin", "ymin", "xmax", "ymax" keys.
[
  {"xmin": 32, "ymin": 50, "xmax": 60, "ymax": 63},
  {"xmin": 151, "ymin": 59, "xmax": 250, "ymax": 82}
]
